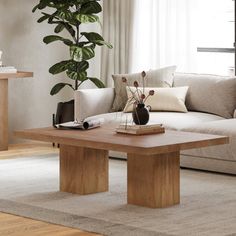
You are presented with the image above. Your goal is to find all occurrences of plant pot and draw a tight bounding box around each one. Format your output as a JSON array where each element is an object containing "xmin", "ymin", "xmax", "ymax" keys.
[
  {"xmin": 132, "ymin": 103, "xmax": 149, "ymax": 125},
  {"xmin": 55, "ymin": 99, "xmax": 74, "ymax": 125}
]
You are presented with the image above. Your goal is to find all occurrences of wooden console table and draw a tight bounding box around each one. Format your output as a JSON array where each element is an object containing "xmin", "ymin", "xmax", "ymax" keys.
[{"xmin": 0, "ymin": 71, "xmax": 33, "ymax": 151}]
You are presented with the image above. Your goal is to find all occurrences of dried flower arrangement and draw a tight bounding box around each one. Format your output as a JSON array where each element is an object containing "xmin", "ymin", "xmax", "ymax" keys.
[
  {"xmin": 122, "ymin": 71, "xmax": 155, "ymax": 125},
  {"xmin": 122, "ymin": 71, "xmax": 155, "ymax": 107}
]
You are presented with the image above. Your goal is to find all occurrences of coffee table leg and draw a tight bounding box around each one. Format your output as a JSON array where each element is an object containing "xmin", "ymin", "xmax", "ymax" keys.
[
  {"xmin": 60, "ymin": 144, "xmax": 109, "ymax": 195},
  {"xmin": 127, "ymin": 151, "xmax": 180, "ymax": 208},
  {"xmin": 0, "ymin": 79, "xmax": 8, "ymax": 151}
]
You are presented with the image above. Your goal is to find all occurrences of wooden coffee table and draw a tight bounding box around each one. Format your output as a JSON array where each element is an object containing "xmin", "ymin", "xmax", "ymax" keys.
[{"xmin": 15, "ymin": 126, "xmax": 228, "ymax": 208}]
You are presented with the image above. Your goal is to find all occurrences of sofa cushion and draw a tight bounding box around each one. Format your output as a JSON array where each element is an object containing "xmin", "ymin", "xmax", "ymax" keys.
[
  {"xmin": 174, "ymin": 73, "xmax": 236, "ymax": 119},
  {"xmin": 182, "ymin": 119, "xmax": 236, "ymax": 161},
  {"xmin": 111, "ymin": 66, "xmax": 177, "ymax": 112},
  {"xmin": 87, "ymin": 111, "xmax": 224, "ymax": 131},
  {"xmin": 124, "ymin": 86, "xmax": 189, "ymax": 113}
]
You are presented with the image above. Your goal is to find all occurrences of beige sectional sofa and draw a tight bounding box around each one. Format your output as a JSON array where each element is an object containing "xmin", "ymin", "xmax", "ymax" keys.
[{"xmin": 75, "ymin": 73, "xmax": 236, "ymax": 174}]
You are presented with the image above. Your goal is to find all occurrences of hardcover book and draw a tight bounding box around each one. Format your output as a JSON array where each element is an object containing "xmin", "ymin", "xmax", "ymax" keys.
[{"xmin": 116, "ymin": 123, "xmax": 165, "ymax": 135}]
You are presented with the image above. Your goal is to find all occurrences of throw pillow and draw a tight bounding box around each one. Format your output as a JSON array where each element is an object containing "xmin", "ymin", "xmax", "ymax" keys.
[
  {"xmin": 123, "ymin": 86, "xmax": 189, "ymax": 113},
  {"xmin": 111, "ymin": 66, "xmax": 177, "ymax": 112}
]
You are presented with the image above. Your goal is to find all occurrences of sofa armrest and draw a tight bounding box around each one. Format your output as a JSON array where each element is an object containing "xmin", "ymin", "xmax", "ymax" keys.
[{"xmin": 75, "ymin": 88, "xmax": 115, "ymax": 121}]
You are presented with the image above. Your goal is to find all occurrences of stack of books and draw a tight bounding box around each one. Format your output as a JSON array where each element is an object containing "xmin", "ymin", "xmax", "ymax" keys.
[
  {"xmin": 0, "ymin": 66, "xmax": 17, "ymax": 73},
  {"xmin": 116, "ymin": 123, "xmax": 165, "ymax": 135}
]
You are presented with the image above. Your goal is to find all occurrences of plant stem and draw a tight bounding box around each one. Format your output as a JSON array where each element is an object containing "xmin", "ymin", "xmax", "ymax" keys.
[{"xmin": 144, "ymin": 95, "xmax": 150, "ymax": 103}]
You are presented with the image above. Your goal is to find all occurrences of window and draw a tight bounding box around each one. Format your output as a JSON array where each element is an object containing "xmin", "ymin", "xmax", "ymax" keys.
[
  {"xmin": 195, "ymin": 0, "xmax": 234, "ymax": 75},
  {"xmin": 130, "ymin": 0, "xmax": 235, "ymax": 76}
]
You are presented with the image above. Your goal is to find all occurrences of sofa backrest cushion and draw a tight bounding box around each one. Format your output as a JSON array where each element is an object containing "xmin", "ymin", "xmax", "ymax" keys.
[
  {"xmin": 174, "ymin": 73, "xmax": 236, "ymax": 118},
  {"xmin": 111, "ymin": 66, "xmax": 177, "ymax": 112}
]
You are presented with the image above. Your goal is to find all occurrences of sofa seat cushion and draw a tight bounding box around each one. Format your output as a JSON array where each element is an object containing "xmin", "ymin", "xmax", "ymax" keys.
[
  {"xmin": 182, "ymin": 119, "xmax": 236, "ymax": 161},
  {"xmin": 88, "ymin": 111, "xmax": 224, "ymax": 130}
]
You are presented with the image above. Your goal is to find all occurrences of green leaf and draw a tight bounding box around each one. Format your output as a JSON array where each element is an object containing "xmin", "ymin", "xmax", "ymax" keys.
[
  {"xmin": 43, "ymin": 35, "xmax": 73, "ymax": 46},
  {"xmin": 47, "ymin": 10, "xmax": 59, "ymax": 24},
  {"xmin": 32, "ymin": 4, "xmax": 39, "ymax": 13},
  {"xmin": 49, "ymin": 60, "xmax": 74, "ymax": 75},
  {"xmin": 66, "ymin": 70, "xmax": 87, "ymax": 81},
  {"xmin": 81, "ymin": 32, "xmax": 103, "ymax": 41},
  {"xmin": 37, "ymin": 15, "xmax": 48, "ymax": 23},
  {"xmin": 88, "ymin": 77, "xmax": 106, "ymax": 88},
  {"xmin": 80, "ymin": 1, "xmax": 102, "ymax": 14},
  {"xmin": 70, "ymin": 46, "xmax": 83, "ymax": 62},
  {"xmin": 43, "ymin": 35, "xmax": 61, "ymax": 44},
  {"xmin": 63, "ymin": 22, "xmax": 76, "ymax": 37},
  {"xmin": 37, "ymin": 1, "xmax": 50, "ymax": 10},
  {"xmin": 94, "ymin": 40, "xmax": 113, "ymax": 48},
  {"xmin": 76, "ymin": 14, "xmax": 99, "ymax": 24},
  {"xmin": 58, "ymin": 11, "xmax": 73, "ymax": 22},
  {"xmin": 81, "ymin": 32, "xmax": 113, "ymax": 48},
  {"xmin": 49, "ymin": 21, "xmax": 76, "ymax": 38},
  {"xmin": 37, "ymin": 12, "xmax": 52, "ymax": 23},
  {"xmin": 50, "ymin": 83, "xmax": 74, "ymax": 96},
  {"xmin": 70, "ymin": 45, "xmax": 95, "ymax": 62},
  {"xmin": 54, "ymin": 23, "xmax": 65, "ymax": 33},
  {"xmin": 77, "ymin": 61, "xmax": 89, "ymax": 71},
  {"xmin": 80, "ymin": 46, "xmax": 95, "ymax": 60},
  {"xmin": 78, "ymin": 0, "xmax": 101, "ymax": 3}
]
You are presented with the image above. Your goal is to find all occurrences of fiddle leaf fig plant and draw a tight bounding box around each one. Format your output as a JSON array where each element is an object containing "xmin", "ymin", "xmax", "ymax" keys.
[{"xmin": 33, "ymin": 0, "xmax": 112, "ymax": 96}]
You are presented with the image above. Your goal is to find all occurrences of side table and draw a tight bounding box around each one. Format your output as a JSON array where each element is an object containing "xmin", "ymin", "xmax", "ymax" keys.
[{"xmin": 0, "ymin": 71, "xmax": 33, "ymax": 151}]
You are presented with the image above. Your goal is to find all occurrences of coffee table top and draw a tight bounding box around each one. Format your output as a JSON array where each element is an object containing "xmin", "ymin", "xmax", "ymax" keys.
[{"xmin": 15, "ymin": 125, "xmax": 229, "ymax": 155}]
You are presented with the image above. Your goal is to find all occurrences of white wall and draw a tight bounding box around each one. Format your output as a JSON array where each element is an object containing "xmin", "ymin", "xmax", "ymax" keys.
[{"xmin": 0, "ymin": 0, "xmax": 102, "ymax": 143}]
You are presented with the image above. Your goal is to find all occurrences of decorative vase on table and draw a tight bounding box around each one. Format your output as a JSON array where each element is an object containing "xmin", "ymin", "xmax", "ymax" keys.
[
  {"xmin": 122, "ymin": 71, "xmax": 155, "ymax": 126},
  {"xmin": 132, "ymin": 103, "xmax": 150, "ymax": 125}
]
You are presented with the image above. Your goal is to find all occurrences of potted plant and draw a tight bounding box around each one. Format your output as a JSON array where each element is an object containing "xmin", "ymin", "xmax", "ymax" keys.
[{"xmin": 33, "ymin": 0, "xmax": 112, "ymax": 123}]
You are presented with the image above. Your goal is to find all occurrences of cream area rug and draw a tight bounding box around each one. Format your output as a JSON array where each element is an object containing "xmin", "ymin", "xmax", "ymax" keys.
[{"xmin": 0, "ymin": 155, "xmax": 236, "ymax": 236}]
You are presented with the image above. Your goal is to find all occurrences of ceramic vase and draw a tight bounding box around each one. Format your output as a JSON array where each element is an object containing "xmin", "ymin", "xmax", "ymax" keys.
[{"xmin": 132, "ymin": 103, "xmax": 149, "ymax": 125}]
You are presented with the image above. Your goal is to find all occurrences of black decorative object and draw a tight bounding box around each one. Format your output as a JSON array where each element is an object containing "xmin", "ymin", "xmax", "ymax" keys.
[
  {"xmin": 132, "ymin": 103, "xmax": 150, "ymax": 125},
  {"xmin": 54, "ymin": 100, "xmax": 75, "ymax": 125}
]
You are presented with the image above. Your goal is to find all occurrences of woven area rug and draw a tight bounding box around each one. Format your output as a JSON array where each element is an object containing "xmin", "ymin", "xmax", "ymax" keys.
[{"xmin": 0, "ymin": 154, "xmax": 236, "ymax": 236}]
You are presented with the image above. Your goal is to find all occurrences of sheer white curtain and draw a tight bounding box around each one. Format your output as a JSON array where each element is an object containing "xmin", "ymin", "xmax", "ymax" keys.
[
  {"xmin": 130, "ymin": 0, "xmax": 198, "ymax": 73},
  {"xmin": 101, "ymin": 0, "xmax": 134, "ymax": 87}
]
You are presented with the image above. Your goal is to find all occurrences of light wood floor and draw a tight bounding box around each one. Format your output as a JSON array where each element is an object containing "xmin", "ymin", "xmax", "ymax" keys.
[
  {"xmin": 0, "ymin": 142, "xmax": 59, "ymax": 159},
  {"xmin": 0, "ymin": 213, "xmax": 99, "ymax": 236},
  {"xmin": 0, "ymin": 143, "xmax": 101, "ymax": 236}
]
